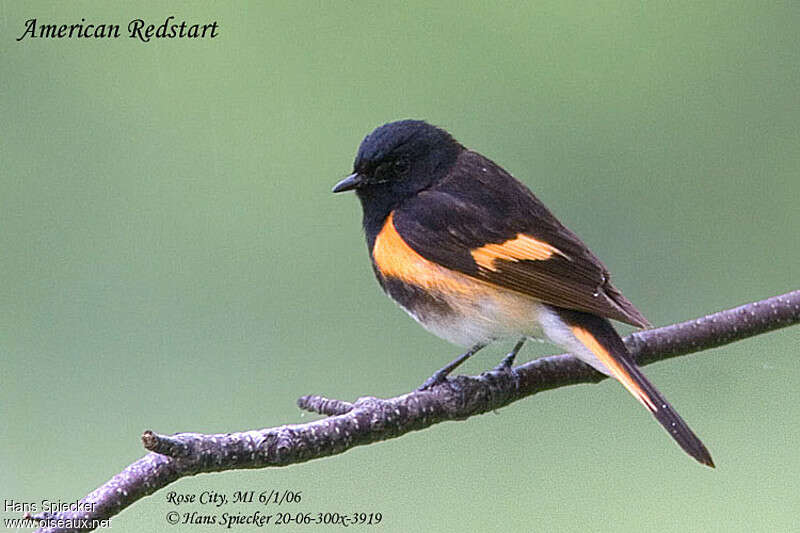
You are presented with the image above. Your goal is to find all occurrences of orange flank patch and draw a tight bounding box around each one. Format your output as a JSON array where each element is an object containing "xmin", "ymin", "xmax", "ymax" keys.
[
  {"xmin": 373, "ymin": 212, "xmax": 477, "ymax": 295},
  {"xmin": 570, "ymin": 326, "xmax": 657, "ymax": 412},
  {"xmin": 470, "ymin": 234, "xmax": 565, "ymax": 272}
]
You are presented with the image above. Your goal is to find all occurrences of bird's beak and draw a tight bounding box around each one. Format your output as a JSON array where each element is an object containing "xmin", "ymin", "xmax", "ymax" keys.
[{"xmin": 332, "ymin": 173, "xmax": 362, "ymax": 193}]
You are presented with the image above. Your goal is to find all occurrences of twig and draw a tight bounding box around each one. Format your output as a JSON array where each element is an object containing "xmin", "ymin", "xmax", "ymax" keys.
[{"xmin": 30, "ymin": 290, "xmax": 800, "ymax": 533}]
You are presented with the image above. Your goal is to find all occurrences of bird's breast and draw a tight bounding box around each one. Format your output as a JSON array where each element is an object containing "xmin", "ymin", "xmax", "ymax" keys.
[{"xmin": 369, "ymin": 212, "xmax": 546, "ymax": 346}]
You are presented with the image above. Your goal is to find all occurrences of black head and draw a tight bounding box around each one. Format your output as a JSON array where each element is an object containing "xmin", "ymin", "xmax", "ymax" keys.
[{"xmin": 332, "ymin": 120, "xmax": 463, "ymax": 225}]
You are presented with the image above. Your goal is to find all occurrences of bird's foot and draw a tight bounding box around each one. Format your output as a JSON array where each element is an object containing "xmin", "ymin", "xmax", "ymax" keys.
[
  {"xmin": 492, "ymin": 352, "xmax": 517, "ymax": 372},
  {"xmin": 417, "ymin": 342, "xmax": 487, "ymax": 391},
  {"xmin": 417, "ymin": 369, "xmax": 451, "ymax": 391}
]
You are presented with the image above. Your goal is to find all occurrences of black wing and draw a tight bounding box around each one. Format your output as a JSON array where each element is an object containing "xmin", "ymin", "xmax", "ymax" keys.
[{"xmin": 392, "ymin": 150, "xmax": 650, "ymax": 328}]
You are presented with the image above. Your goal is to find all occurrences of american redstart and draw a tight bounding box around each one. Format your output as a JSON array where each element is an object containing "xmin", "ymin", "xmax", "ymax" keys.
[{"xmin": 333, "ymin": 119, "xmax": 713, "ymax": 467}]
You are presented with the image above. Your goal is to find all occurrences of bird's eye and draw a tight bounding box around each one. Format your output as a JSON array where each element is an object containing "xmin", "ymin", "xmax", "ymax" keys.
[{"xmin": 393, "ymin": 157, "xmax": 410, "ymax": 175}]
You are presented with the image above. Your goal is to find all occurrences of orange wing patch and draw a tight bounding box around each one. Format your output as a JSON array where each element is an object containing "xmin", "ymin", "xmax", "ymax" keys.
[
  {"xmin": 373, "ymin": 212, "xmax": 477, "ymax": 295},
  {"xmin": 470, "ymin": 234, "xmax": 566, "ymax": 272},
  {"xmin": 571, "ymin": 326, "xmax": 657, "ymax": 412}
]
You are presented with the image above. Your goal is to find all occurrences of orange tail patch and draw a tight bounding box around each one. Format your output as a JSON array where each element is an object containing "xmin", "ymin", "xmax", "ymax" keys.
[{"xmin": 570, "ymin": 325, "xmax": 657, "ymax": 412}]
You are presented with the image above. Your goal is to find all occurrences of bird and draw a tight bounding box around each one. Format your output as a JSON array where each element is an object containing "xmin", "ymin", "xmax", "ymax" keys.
[{"xmin": 332, "ymin": 119, "xmax": 713, "ymax": 467}]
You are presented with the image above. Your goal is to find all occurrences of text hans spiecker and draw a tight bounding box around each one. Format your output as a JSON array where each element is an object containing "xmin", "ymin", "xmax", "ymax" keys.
[{"xmin": 4, "ymin": 499, "xmax": 96, "ymax": 514}]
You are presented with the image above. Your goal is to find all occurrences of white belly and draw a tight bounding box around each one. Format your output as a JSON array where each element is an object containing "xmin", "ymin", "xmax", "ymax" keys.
[{"xmin": 401, "ymin": 283, "xmax": 548, "ymax": 347}]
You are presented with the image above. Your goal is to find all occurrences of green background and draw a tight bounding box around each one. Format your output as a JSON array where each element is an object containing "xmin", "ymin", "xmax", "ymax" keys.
[{"xmin": 2, "ymin": 1, "xmax": 799, "ymax": 531}]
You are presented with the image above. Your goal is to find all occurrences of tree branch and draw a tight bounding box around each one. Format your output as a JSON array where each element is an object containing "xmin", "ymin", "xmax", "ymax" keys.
[{"xmin": 30, "ymin": 290, "xmax": 800, "ymax": 532}]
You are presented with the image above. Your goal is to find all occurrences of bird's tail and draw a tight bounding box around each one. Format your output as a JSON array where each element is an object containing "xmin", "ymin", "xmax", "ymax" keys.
[{"xmin": 558, "ymin": 309, "xmax": 714, "ymax": 467}]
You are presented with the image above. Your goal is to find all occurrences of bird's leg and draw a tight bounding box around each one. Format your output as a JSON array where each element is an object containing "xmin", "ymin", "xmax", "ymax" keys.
[
  {"xmin": 418, "ymin": 343, "xmax": 487, "ymax": 390},
  {"xmin": 493, "ymin": 338, "xmax": 526, "ymax": 371}
]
